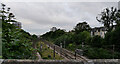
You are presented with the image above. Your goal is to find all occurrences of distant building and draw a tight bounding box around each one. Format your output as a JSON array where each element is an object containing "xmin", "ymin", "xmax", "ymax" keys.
[
  {"xmin": 12, "ymin": 22, "xmax": 22, "ymax": 29},
  {"xmin": 91, "ymin": 25, "xmax": 117, "ymax": 38},
  {"xmin": 91, "ymin": 27, "xmax": 107, "ymax": 38},
  {"xmin": 50, "ymin": 27, "xmax": 57, "ymax": 32}
]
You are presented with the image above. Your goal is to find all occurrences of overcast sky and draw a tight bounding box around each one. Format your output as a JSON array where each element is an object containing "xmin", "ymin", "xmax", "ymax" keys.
[{"xmin": 2, "ymin": 2, "xmax": 118, "ymax": 35}]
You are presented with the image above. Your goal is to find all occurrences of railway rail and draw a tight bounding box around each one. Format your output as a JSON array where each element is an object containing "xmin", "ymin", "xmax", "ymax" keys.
[{"xmin": 40, "ymin": 39, "xmax": 88, "ymax": 62}]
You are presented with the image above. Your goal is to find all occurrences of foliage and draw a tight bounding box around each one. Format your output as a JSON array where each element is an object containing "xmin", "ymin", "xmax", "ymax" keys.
[
  {"xmin": 104, "ymin": 27, "xmax": 120, "ymax": 52},
  {"xmin": 32, "ymin": 34, "xmax": 38, "ymax": 40},
  {"xmin": 96, "ymin": 7, "xmax": 117, "ymax": 32},
  {"xmin": 90, "ymin": 35, "xmax": 103, "ymax": 48},
  {"xmin": 116, "ymin": 10, "xmax": 120, "ymax": 26},
  {"xmin": 37, "ymin": 42, "xmax": 63, "ymax": 59},
  {"xmin": 41, "ymin": 29, "xmax": 65, "ymax": 41},
  {"xmin": 74, "ymin": 22, "xmax": 91, "ymax": 34},
  {"xmin": 85, "ymin": 48, "xmax": 112, "ymax": 59},
  {"xmin": 67, "ymin": 43, "xmax": 76, "ymax": 51},
  {"xmin": 41, "ymin": 7, "xmax": 120, "ymax": 59},
  {"xmin": 105, "ymin": 27, "xmax": 120, "ymax": 45},
  {"xmin": 72, "ymin": 31, "xmax": 91, "ymax": 45},
  {"xmin": 1, "ymin": 3, "xmax": 36, "ymax": 59},
  {"xmin": 54, "ymin": 32, "xmax": 73, "ymax": 46}
]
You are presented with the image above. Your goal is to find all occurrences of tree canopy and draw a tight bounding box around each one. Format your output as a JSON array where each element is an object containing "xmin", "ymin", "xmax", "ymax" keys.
[
  {"xmin": 96, "ymin": 7, "xmax": 118, "ymax": 32},
  {"xmin": 1, "ymin": 3, "xmax": 37, "ymax": 59},
  {"xmin": 74, "ymin": 22, "xmax": 91, "ymax": 34}
]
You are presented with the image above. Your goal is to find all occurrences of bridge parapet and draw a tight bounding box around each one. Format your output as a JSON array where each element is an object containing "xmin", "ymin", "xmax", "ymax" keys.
[{"xmin": 1, "ymin": 59, "xmax": 120, "ymax": 64}]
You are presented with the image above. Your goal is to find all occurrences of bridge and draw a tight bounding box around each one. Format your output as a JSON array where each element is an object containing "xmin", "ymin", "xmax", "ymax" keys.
[{"xmin": 1, "ymin": 59, "xmax": 119, "ymax": 64}]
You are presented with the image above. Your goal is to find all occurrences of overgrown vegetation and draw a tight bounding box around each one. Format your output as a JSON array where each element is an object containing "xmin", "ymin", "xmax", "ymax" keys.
[
  {"xmin": 37, "ymin": 41, "xmax": 63, "ymax": 59},
  {"xmin": 0, "ymin": 3, "xmax": 38, "ymax": 59},
  {"xmin": 1, "ymin": 3, "xmax": 120, "ymax": 59},
  {"xmin": 41, "ymin": 7, "xmax": 120, "ymax": 59}
]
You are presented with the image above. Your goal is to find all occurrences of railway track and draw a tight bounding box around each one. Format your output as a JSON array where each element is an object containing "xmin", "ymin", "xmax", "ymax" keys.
[{"xmin": 40, "ymin": 39, "xmax": 88, "ymax": 62}]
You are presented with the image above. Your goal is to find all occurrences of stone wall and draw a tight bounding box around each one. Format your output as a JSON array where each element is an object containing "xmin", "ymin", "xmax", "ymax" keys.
[{"xmin": 1, "ymin": 59, "xmax": 120, "ymax": 64}]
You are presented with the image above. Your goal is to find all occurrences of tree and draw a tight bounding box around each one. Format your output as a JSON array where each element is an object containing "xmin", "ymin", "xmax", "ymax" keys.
[
  {"xmin": 1, "ymin": 3, "xmax": 36, "ymax": 59},
  {"xmin": 54, "ymin": 33, "xmax": 73, "ymax": 47},
  {"xmin": 104, "ymin": 27, "xmax": 120, "ymax": 52},
  {"xmin": 74, "ymin": 22, "xmax": 91, "ymax": 34},
  {"xmin": 41, "ymin": 28, "xmax": 65, "ymax": 41},
  {"xmin": 85, "ymin": 48, "xmax": 112, "ymax": 59},
  {"xmin": 72, "ymin": 31, "xmax": 90, "ymax": 45},
  {"xmin": 90, "ymin": 35, "xmax": 103, "ymax": 48},
  {"xmin": 32, "ymin": 34, "xmax": 38, "ymax": 40},
  {"xmin": 96, "ymin": 7, "xmax": 117, "ymax": 32},
  {"xmin": 115, "ymin": 10, "xmax": 120, "ymax": 26}
]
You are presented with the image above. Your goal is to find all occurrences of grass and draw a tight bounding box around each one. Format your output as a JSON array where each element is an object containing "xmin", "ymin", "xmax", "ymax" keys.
[
  {"xmin": 0, "ymin": 28, "xmax": 2, "ymax": 38},
  {"xmin": 0, "ymin": 56, "xmax": 2, "ymax": 59},
  {"xmin": 0, "ymin": 28, "xmax": 1, "ymax": 32},
  {"xmin": 37, "ymin": 41, "xmax": 63, "ymax": 60}
]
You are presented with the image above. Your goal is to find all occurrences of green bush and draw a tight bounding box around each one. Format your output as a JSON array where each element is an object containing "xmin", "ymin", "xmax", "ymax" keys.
[
  {"xmin": 48, "ymin": 55, "xmax": 51, "ymax": 59},
  {"xmin": 1, "ymin": 3, "xmax": 36, "ymax": 59},
  {"xmin": 105, "ymin": 27, "xmax": 120, "ymax": 52},
  {"xmin": 85, "ymin": 48, "xmax": 113, "ymax": 59},
  {"xmin": 90, "ymin": 35, "xmax": 103, "ymax": 48},
  {"xmin": 42, "ymin": 57, "xmax": 48, "ymax": 59},
  {"xmin": 67, "ymin": 43, "xmax": 76, "ymax": 51}
]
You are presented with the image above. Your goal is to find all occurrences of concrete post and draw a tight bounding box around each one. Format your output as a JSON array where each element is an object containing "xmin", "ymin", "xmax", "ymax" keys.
[
  {"xmin": 53, "ymin": 46, "xmax": 55, "ymax": 60},
  {"xmin": 75, "ymin": 51, "xmax": 76, "ymax": 59},
  {"xmin": 113, "ymin": 44, "xmax": 115, "ymax": 59},
  {"xmin": 64, "ymin": 41, "xmax": 65, "ymax": 48},
  {"xmin": 60, "ymin": 43, "xmax": 62, "ymax": 48}
]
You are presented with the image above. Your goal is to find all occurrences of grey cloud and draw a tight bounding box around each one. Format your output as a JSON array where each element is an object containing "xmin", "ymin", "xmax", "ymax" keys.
[
  {"xmin": 2, "ymin": 0, "xmax": 120, "ymax": 2},
  {"xmin": 4, "ymin": 2, "xmax": 118, "ymax": 35}
]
